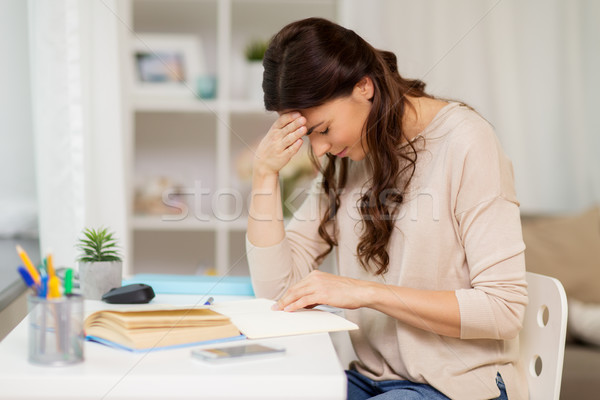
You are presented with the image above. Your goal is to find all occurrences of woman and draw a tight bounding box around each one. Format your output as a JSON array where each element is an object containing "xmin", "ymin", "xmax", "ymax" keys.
[{"xmin": 246, "ymin": 17, "xmax": 527, "ymax": 400}]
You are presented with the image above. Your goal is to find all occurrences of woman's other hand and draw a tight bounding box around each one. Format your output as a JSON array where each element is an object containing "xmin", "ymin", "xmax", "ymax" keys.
[
  {"xmin": 253, "ymin": 112, "xmax": 306, "ymax": 177},
  {"xmin": 272, "ymin": 270, "xmax": 372, "ymax": 312},
  {"xmin": 271, "ymin": 270, "xmax": 461, "ymax": 337}
]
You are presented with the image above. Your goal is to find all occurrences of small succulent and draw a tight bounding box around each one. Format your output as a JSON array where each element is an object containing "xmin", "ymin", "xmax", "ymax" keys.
[
  {"xmin": 76, "ymin": 227, "xmax": 122, "ymax": 262},
  {"xmin": 245, "ymin": 39, "xmax": 269, "ymax": 61}
]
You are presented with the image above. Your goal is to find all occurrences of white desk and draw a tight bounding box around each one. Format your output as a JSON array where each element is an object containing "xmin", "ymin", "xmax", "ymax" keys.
[{"xmin": 0, "ymin": 294, "xmax": 347, "ymax": 399}]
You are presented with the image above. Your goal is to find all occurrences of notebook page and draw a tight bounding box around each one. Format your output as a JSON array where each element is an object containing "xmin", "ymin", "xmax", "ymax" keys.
[{"xmin": 212, "ymin": 298, "xmax": 358, "ymax": 339}]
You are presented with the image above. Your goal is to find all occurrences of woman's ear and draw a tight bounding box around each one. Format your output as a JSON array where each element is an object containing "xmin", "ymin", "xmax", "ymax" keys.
[{"xmin": 355, "ymin": 76, "xmax": 374, "ymax": 101}]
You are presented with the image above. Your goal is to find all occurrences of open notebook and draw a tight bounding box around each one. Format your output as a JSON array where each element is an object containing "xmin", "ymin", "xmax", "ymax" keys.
[
  {"xmin": 211, "ymin": 299, "xmax": 358, "ymax": 339},
  {"xmin": 85, "ymin": 298, "xmax": 358, "ymax": 352}
]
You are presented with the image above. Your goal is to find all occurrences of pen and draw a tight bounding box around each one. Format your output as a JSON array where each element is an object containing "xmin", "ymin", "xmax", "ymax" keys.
[
  {"xmin": 204, "ymin": 297, "xmax": 214, "ymax": 306},
  {"xmin": 17, "ymin": 266, "xmax": 39, "ymax": 295},
  {"xmin": 16, "ymin": 245, "xmax": 41, "ymax": 286},
  {"xmin": 39, "ymin": 275, "xmax": 48, "ymax": 298}
]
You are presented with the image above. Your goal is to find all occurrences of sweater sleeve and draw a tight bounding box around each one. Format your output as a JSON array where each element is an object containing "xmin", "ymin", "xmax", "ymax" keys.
[
  {"xmin": 451, "ymin": 121, "xmax": 528, "ymax": 340},
  {"xmin": 246, "ymin": 177, "xmax": 333, "ymax": 300}
]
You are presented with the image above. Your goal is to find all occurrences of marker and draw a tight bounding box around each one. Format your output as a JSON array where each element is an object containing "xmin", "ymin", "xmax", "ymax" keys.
[
  {"xmin": 48, "ymin": 276, "xmax": 61, "ymax": 298},
  {"xmin": 204, "ymin": 297, "xmax": 214, "ymax": 306},
  {"xmin": 17, "ymin": 266, "xmax": 39, "ymax": 295},
  {"xmin": 16, "ymin": 245, "xmax": 40, "ymax": 286},
  {"xmin": 64, "ymin": 268, "xmax": 73, "ymax": 296}
]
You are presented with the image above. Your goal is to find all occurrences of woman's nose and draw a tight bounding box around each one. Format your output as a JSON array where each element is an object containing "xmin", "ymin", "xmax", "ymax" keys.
[{"xmin": 309, "ymin": 136, "xmax": 330, "ymax": 157}]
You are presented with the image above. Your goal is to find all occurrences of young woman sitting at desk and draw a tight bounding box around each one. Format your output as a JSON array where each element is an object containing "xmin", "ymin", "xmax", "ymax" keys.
[{"xmin": 246, "ymin": 18, "xmax": 527, "ymax": 400}]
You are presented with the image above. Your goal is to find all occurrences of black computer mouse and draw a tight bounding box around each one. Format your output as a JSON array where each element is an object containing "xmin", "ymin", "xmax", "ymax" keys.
[{"xmin": 101, "ymin": 283, "xmax": 155, "ymax": 304}]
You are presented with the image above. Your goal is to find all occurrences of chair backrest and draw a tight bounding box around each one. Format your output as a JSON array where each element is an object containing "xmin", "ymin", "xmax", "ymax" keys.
[{"xmin": 519, "ymin": 272, "xmax": 568, "ymax": 400}]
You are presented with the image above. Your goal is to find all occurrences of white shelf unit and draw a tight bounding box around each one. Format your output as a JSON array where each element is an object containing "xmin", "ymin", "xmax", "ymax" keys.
[{"xmin": 120, "ymin": 0, "xmax": 339, "ymax": 277}]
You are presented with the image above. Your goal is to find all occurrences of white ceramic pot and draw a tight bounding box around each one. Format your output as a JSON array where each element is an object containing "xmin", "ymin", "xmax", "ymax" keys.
[
  {"xmin": 78, "ymin": 261, "xmax": 122, "ymax": 300},
  {"xmin": 245, "ymin": 61, "xmax": 264, "ymax": 101}
]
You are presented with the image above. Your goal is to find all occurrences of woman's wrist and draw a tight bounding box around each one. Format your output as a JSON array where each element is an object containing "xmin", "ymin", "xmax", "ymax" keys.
[
  {"xmin": 253, "ymin": 171, "xmax": 278, "ymax": 182},
  {"xmin": 251, "ymin": 169, "xmax": 279, "ymax": 193},
  {"xmin": 356, "ymin": 279, "xmax": 381, "ymax": 309},
  {"xmin": 251, "ymin": 155, "xmax": 278, "ymax": 176}
]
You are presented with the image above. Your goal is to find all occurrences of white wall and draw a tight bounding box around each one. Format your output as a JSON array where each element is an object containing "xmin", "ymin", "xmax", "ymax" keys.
[
  {"xmin": 0, "ymin": 0, "xmax": 37, "ymax": 236},
  {"xmin": 341, "ymin": 0, "xmax": 600, "ymax": 214}
]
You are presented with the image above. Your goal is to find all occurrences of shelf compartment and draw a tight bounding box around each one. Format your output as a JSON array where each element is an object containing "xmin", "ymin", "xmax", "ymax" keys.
[
  {"xmin": 132, "ymin": 230, "xmax": 216, "ymax": 275},
  {"xmin": 134, "ymin": 112, "xmax": 217, "ymax": 219},
  {"xmin": 229, "ymin": 0, "xmax": 338, "ymax": 101},
  {"xmin": 133, "ymin": 0, "xmax": 218, "ymax": 74}
]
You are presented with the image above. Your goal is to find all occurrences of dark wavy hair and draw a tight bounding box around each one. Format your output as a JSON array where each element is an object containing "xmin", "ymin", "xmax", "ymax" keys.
[{"xmin": 263, "ymin": 18, "xmax": 432, "ymax": 275}]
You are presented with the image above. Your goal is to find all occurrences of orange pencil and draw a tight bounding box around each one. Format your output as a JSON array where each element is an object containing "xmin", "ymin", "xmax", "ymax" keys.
[
  {"xmin": 46, "ymin": 252, "xmax": 56, "ymax": 279},
  {"xmin": 16, "ymin": 245, "xmax": 41, "ymax": 286}
]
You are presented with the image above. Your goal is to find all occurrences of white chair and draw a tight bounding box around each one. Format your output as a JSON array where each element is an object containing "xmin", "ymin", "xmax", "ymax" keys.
[
  {"xmin": 520, "ymin": 271, "xmax": 568, "ymax": 400},
  {"xmin": 332, "ymin": 271, "xmax": 569, "ymax": 399}
]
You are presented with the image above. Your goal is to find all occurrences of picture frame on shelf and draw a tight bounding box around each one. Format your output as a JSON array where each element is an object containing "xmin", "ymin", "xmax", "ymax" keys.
[{"xmin": 132, "ymin": 33, "xmax": 204, "ymax": 96}]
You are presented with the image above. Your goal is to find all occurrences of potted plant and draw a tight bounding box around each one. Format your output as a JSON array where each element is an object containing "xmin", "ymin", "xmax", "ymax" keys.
[
  {"xmin": 244, "ymin": 39, "xmax": 269, "ymax": 101},
  {"xmin": 76, "ymin": 227, "xmax": 123, "ymax": 300}
]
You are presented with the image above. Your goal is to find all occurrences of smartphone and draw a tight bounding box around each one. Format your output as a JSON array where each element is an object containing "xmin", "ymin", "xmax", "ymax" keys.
[{"xmin": 191, "ymin": 343, "xmax": 286, "ymax": 363}]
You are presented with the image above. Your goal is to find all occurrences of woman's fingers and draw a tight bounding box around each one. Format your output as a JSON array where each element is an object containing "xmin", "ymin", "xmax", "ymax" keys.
[
  {"xmin": 272, "ymin": 271, "xmax": 367, "ymax": 312},
  {"xmin": 285, "ymin": 138, "xmax": 303, "ymax": 157},
  {"xmin": 272, "ymin": 112, "xmax": 305, "ymax": 131},
  {"xmin": 283, "ymin": 126, "xmax": 306, "ymax": 148},
  {"xmin": 272, "ymin": 112, "xmax": 300, "ymax": 129},
  {"xmin": 282, "ymin": 295, "xmax": 320, "ymax": 312},
  {"xmin": 285, "ymin": 116, "xmax": 306, "ymax": 135},
  {"xmin": 274, "ymin": 272, "xmax": 323, "ymax": 311},
  {"xmin": 273, "ymin": 280, "xmax": 307, "ymax": 309},
  {"xmin": 254, "ymin": 112, "xmax": 307, "ymax": 176},
  {"xmin": 273, "ymin": 114, "xmax": 305, "ymax": 137}
]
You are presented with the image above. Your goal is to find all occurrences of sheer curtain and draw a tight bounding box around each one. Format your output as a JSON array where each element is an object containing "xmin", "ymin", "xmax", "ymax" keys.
[
  {"xmin": 340, "ymin": 0, "xmax": 600, "ymax": 214},
  {"xmin": 0, "ymin": 0, "xmax": 37, "ymax": 238},
  {"xmin": 28, "ymin": 0, "xmax": 127, "ymax": 267}
]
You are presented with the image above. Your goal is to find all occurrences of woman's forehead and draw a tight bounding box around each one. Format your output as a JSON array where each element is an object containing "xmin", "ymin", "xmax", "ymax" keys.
[
  {"xmin": 277, "ymin": 97, "xmax": 342, "ymax": 116},
  {"xmin": 277, "ymin": 98, "xmax": 347, "ymax": 129}
]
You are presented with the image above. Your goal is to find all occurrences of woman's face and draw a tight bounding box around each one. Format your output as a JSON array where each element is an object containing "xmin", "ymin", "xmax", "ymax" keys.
[{"xmin": 299, "ymin": 77, "xmax": 374, "ymax": 161}]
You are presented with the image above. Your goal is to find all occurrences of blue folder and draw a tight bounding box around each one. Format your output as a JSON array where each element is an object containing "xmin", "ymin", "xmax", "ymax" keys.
[
  {"xmin": 122, "ymin": 274, "xmax": 255, "ymax": 296},
  {"xmin": 86, "ymin": 334, "xmax": 246, "ymax": 352}
]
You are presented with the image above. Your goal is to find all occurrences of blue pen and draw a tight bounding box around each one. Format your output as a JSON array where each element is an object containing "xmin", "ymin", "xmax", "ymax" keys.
[
  {"xmin": 39, "ymin": 275, "xmax": 48, "ymax": 298},
  {"xmin": 204, "ymin": 297, "xmax": 214, "ymax": 306},
  {"xmin": 17, "ymin": 266, "xmax": 39, "ymax": 295}
]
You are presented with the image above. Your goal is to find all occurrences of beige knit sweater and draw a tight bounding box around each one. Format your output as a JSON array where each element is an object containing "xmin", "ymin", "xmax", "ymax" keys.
[{"xmin": 246, "ymin": 102, "xmax": 528, "ymax": 400}]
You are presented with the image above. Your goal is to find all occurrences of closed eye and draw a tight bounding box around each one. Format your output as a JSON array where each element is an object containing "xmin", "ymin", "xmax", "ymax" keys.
[{"xmin": 319, "ymin": 127, "xmax": 329, "ymax": 135}]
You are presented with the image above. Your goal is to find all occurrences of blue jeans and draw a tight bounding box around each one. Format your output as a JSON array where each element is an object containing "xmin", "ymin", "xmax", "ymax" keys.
[{"xmin": 346, "ymin": 370, "xmax": 508, "ymax": 400}]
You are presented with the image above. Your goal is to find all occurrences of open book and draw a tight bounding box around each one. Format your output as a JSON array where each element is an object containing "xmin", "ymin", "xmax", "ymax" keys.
[
  {"xmin": 84, "ymin": 308, "xmax": 243, "ymax": 351},
  {"xmin": 84, "ymin": 299, "xmax": 358, "ymax": 352}
]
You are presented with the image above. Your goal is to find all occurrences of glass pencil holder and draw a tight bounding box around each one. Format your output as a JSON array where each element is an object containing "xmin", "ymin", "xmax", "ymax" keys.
[{"xmin": 27, "ymin": 294, "xmax": 84, "ymax": 366}]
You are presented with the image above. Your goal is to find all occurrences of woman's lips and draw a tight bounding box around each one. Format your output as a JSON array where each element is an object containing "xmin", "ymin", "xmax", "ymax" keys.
[{"xmin": 335, "ymin": 147, "xmax": 348, "ymax": 157}]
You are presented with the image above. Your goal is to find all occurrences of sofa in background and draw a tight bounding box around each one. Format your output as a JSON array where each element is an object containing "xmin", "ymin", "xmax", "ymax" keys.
[{"xmin": 521, "ymin": 206, "xmax": 600, "ymax": 400}]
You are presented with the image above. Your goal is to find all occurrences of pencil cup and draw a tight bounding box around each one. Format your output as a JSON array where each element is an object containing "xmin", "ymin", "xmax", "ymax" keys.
[{"xmin": 27, "ymin": 295, "xmax": 84, "ymax": 366}]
